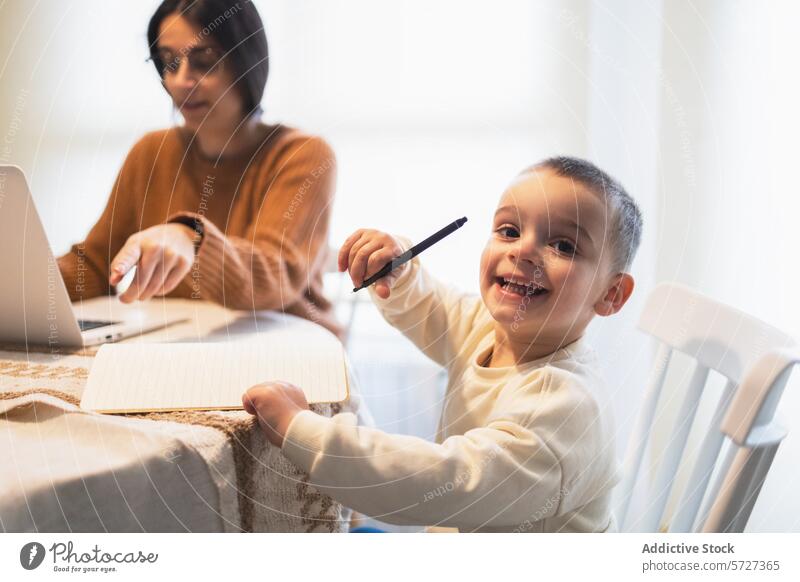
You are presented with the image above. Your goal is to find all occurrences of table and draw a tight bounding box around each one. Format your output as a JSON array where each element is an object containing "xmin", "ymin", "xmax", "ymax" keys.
[{"xmin": 0, "ymin": 297, "xmax": 351, "ymax": 532}]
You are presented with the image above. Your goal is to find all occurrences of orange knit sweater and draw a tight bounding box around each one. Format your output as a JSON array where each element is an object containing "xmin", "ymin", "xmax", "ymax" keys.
[{"xmin": 57, "ymin": 124, "xmax": 341, "ymax": 337}]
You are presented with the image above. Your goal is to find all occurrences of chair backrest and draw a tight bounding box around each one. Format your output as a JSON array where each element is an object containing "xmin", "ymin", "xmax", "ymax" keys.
[{"xmin": 617, "ymin": 282, "xmax": 799, "ymax": 532}]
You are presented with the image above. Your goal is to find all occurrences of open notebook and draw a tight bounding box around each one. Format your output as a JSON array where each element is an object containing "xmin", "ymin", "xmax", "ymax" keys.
[{"xmin": 81, "ymin": 332, "xmax": 349, "ymax": 413}]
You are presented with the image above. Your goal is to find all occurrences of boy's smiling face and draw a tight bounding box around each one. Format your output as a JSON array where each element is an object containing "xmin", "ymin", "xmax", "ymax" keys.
[{"xmin": 480, "ymin": 167, "xmax": 623, "ymax": 354}]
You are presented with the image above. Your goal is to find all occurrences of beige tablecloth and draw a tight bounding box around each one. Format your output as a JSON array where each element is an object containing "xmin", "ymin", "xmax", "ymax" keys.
[{"xmin": 0, "ymin": 298, "xmax": 351, "ymax": 533}]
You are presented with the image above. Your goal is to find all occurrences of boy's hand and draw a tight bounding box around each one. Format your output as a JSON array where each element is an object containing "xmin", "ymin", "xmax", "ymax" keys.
[
  {"xmin": 338, "ymin": 229, "xmax": 407, "ymax": 299},
  {"xmin": 242, "ymin": 382, "xmax": 310, "ymax": 448}
]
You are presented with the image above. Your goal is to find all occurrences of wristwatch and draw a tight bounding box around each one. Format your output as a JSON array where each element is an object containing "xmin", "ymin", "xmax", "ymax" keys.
[{"xmin": 169, "ymin": 215, "xmax": 205, "ymax": 254}]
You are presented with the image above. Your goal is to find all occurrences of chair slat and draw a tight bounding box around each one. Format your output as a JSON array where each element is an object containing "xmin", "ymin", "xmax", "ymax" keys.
[
  {"xmin": 617, "ymin": 343, "xmax": 672, "ymax": 529},
  {"xmin": 635, "ymin": 362, "xmax": 709, "ymax": 531},
  {"xmin": 670, "ymin": 379, "xmax": 736, "ymax": 532},
  {"xmin": 695, "ymin": 438, "xmax": 735, "ymax": 529},
  {"xmin": 701, "ymin": 443, "xmax": 780, "ymax": 532}
]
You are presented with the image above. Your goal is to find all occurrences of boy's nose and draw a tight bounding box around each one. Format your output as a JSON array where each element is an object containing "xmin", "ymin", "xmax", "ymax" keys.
[{"xmin": 508, "ymin": 236, "xmax": 541, "ymax": 266}]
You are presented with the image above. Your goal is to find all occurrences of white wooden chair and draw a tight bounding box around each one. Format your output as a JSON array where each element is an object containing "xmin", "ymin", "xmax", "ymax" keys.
[{"xmin": 616, "ymin": 282, "xmax": 799, "ymax": 532}]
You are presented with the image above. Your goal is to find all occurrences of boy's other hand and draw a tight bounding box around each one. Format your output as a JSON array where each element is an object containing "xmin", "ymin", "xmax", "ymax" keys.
[
  {"xmin": 337, "ymin": 229, "xmax": 407, "ymax": 299},
  {"xmin": 242, "ymin": 382, "xmax": 310, "ymax": 448}
]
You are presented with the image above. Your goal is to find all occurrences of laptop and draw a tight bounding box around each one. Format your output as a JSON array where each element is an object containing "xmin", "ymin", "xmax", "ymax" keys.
[{"xmin": 0, "ymin": 165, "xmax": 186, "ymax": 347}]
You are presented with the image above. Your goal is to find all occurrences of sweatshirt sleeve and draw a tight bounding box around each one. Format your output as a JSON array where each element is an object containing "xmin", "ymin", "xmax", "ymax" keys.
[
  {"xmin": 367, "ymin": 247, "xmax": 483, "ymax": 368},
  {"xmin": 282, "ymin": 410, "xmax": 561, "ymax": 529},
  {"xmin": 280, "ymin": 374, "xmax": 585, "ymax": 530},
  {"xmin": 169, "ymin": 135, "xmax": 336, "ymax": 311}
]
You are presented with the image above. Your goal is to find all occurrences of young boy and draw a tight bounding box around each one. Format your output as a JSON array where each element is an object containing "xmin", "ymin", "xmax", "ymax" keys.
[{"xmin": 243, "ymin": 156, "xmax": 643, "ymax": 532}]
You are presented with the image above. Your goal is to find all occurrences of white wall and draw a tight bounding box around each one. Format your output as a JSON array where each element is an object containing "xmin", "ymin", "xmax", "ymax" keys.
[{"xmin": 0, "ymin": 0, "xmax": 170, "ymax": 255}]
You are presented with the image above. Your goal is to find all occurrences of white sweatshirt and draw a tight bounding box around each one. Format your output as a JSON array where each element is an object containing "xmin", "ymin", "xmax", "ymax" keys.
[{"xmin": 282, "ymin": 253, "xmax": 620, "ymax": 532}]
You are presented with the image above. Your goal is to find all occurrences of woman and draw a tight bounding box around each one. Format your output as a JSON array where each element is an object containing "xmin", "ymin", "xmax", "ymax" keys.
[{"xmin": 58, "ymin": 0, "xmax": 341, "ymax": 337}]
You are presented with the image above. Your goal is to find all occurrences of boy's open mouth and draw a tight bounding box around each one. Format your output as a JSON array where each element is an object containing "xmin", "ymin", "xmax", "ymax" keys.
[{"xmin": 495, "ymin": 277, "xmax": 549, "ymax": 297}]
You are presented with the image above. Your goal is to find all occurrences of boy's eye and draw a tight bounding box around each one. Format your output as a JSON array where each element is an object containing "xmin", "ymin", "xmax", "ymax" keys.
[
  {"xmin": 496, "ymin": 225, "xmax": 520, "ymax": 238},
  {"xmin": 552, "ymin": 240, "xmax": 576, "ymax": 255}
]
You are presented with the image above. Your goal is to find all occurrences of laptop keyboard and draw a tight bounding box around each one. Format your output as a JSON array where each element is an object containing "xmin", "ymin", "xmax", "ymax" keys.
[{"xmin": 77, "ymin": 319, "xmax": 117, "ymax": 332}]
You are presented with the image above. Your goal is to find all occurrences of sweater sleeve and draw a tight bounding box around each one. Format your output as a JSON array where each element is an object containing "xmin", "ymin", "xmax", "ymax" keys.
[
  {"xmin": 367, "ymin": 248, "xmax": 483, "ymax": 368},
  {"xmin": 281, "ymin": 404, "xmax": 564, "ymax": 529},
  {"xmin": 169, "ymin": 135, "xmax": 336, "ymax": 311}
]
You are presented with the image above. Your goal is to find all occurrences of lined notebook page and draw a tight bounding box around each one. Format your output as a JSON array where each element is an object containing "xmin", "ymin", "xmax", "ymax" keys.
[{"xmin": 81, "ymin": 332, "xmax": 349, "ymax": 413}]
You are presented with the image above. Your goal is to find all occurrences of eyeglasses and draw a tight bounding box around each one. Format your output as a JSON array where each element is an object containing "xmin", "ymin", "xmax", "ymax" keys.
[{"xmin": 147, "ymin": 46, "xmax": 226, "ymax": 77}]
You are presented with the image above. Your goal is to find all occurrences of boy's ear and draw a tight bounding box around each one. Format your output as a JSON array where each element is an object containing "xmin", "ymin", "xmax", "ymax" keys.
[{"xmin": 594, "ymin": 273, "xmax": 635, "ymax": 316}]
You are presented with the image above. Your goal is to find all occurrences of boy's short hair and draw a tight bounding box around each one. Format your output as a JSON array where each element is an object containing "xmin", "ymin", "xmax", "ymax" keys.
[{"xmin": 523, "ymin": 156, "xmax": 643, "ymax": 273}]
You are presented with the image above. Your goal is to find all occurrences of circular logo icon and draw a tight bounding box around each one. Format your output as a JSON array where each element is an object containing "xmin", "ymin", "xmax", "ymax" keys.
[{"xmin": 20, "ymin": 542, "xmax": 46, "ymax": 570}]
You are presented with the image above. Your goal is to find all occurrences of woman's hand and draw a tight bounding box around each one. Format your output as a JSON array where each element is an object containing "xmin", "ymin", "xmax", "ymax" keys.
[
  {"xmin": 109, "ymin": 223, "xmax": 196, "ymax": 303},
  {"xmin": 337, "ymin": 229, "xmax": 407, "ymax": 299},
  {"xmin": 242, "ymin": 382, "xmax": 310, "ymax": 448}
]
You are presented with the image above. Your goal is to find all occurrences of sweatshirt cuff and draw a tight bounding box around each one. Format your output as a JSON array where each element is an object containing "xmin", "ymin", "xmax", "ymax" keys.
[{"xmin": 281, "ymin": 409, "xmax": 332, "ymax": 473}]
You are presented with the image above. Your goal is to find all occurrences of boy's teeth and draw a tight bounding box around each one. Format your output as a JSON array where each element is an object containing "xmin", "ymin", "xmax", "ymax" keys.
[{"xmin": 500, "ymin": 278, "xmax": 546, "ymax": 296}]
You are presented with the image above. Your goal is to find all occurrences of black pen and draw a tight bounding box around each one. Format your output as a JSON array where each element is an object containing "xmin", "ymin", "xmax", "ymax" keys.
[{"xmin": 352, "ymin": 217, "xmax": 468, "ymax": 292}]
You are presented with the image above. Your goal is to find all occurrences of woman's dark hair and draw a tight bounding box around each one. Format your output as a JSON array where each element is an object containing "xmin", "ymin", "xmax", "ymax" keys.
[{"xmin": 147, "ymin": 0, "xmax": 269, "ymax": 118}]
